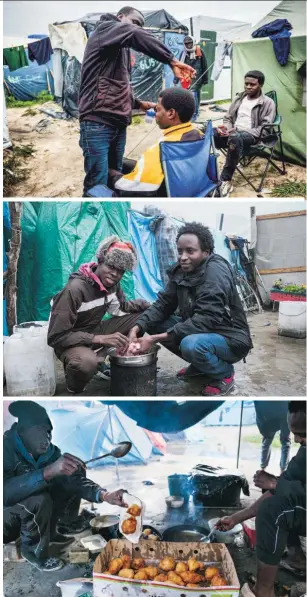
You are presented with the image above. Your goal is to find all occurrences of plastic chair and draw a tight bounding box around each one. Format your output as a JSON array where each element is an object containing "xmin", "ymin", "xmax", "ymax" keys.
[
  {"xmin": 160, "ymin": 120, "xmax": 221, "ymax": 198},
  {"xmin": 219, "ymin": 90, "xmax": 286, "ymax": 195}
]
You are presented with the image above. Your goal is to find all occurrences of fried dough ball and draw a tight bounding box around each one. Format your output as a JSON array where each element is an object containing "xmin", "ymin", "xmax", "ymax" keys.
[
  {"xmin": 118, "ymin": 569, "xmax": 135, "ymax": 579},
  {"xmin": 175, "ymin": 562, "xmax": 188, "ymax": 574},
  {"xmin": 134, "ymin": 570, "xmax": 148, "ymax": 581},
  {"xmin": 188, "ymin": 558, "xmax": 201, "ymax": 572},
  {"xmin": 211, "ymin": 575, "xmax": 227, "ymax": 587},
  {"xmin": 153, "ymin": 574, "xmax": 168, "ymax": 582},
  {"xmin": 205, "ymin": 566, "xmax": 220, "ymax": 580},
  {"xmin": 122, "ymin": 517, "xmax": 137, "ymax": 535},
  {"xmin": 167, "ymin": 572, "xmax": 185, "ymax": 586},
  {"xmin": 144, "ymin": 567, "xmax": 159, "ymax": 580},
  {"xmin": 186, "ymin": 584, "xmax": 200, "ymax": 588},
  {"xmin": 121, "ymin": 555, "xmax": 131, "ymax": 569},
  {"xmin": 131, "ymin": 558, "xmax": 145, "ymax": 570},
  {"xmin": 108, "ymin": 558, "xmax": 124, "ymax": 575},
  {"xmin": 159, "ymin": 557, "xmax": 176, "ymax": 572},
  {"xmin": 142, "ymin": 528, "xmax": 152, "ymax": 537},
  {"xmin": 198, "ymin": 562, "xmax": 205, "ymax": 570},
  {"xmin": 127, "ymin": 504, "xmax": 142, "ymax": 517},
  {"xmin": 180, "ymin": 572, "xmax": 203, "ymax": 584}
]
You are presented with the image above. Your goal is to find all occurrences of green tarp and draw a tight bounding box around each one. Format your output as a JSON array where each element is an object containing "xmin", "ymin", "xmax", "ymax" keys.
[
  {"xmin": 232, "ymin": 0, "xmax": 306, "ymax": 166},
  {"xmin": 17, "ymin": 201, "xmax": 134, "ymax": 323}
]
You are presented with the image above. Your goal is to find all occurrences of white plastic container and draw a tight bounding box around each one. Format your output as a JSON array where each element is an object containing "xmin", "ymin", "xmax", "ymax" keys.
[
  {"xmin": 145, "ymin": 109, "xmax": 156, "ymax": 124},
  {"xmin": 4, "ymin": 325, "xmax": 56, "ymax": 396},
  {"xmin": 278, "ymin": 301, "xmax": 306, "ymax": 339}
]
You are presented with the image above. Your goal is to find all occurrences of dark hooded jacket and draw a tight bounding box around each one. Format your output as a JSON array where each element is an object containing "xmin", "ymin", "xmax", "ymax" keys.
[
  {"xmin": 3, "ymin": 424, "xmax": 103, "ymax": 507},
  {"xmin": 47, "ymin": 266, "xmax": 149, "ymax": 358},
  {"xmin": 135, "ymin": 253, "xmax": 253, "ymax": 358},
  {"xmin": 79, "ymin": 13, "xmax": 174, "ymax": 128}
]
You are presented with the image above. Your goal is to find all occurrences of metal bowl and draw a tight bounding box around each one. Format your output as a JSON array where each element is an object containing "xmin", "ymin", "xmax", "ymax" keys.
[{"xmin": 110, "ymin": 345, "xmax": 160, "ymax": 368}]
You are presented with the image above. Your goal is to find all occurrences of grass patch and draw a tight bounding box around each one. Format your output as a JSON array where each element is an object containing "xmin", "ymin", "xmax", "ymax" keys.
[
  {"xmin": 3, "ymin": 144, "xmax": 36, "ymax": 196},
  {"xmin": 6, "ymin": 90, "xmax": 54, "ymax": 109},
  {"xmin": 215, "ymin": 99, "xmax": 231, "ymax": 105},
  {"xmin": 132, "ymin": 115, "xmax": 143, "ymax": 126},
  {"xmin": 244, "ymin": 433, "xmax": 300, "ymax": 448},
  {"xmin": 271, "ymin": 180, "xmax": 306, "ymax": 197}
]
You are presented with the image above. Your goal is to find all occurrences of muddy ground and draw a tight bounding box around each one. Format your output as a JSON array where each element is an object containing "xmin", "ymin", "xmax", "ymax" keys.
[
  {"xmin": 49, "ymin": 311, "xmax": 306, "ymax": 397},
  {"xmin": 5, "ymin": 101, "xmax": 306, "ymax": 198},
  {"xmin": 4, "ymin": 436, "xmax": 301, "ymax": 597}
]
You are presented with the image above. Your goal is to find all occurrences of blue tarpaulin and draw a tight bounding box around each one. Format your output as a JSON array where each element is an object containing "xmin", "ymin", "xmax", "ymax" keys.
[
  {"xmin": 46, "ymin": 404, "xmax": 158, "ymax": 467},
  {"xmin": 128, "ymin": 210, "xmax": 163, "ymax": 303},
  {"xmin": 3, "ymin": 202, "xmax": 11, "ymax": 337},
  {"xmin": 3, "ymin": 50, "xmax": 54, "ymax": 101}
]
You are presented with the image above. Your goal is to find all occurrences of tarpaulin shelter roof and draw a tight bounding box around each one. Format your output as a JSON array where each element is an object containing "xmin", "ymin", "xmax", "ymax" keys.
[
  {"xmin": 74, "ymin": 9, "xmax": 188, "ymax": 32},
  {"xmin": 236, "ymin": 0, "xmax": 306, "ymax": 40}
]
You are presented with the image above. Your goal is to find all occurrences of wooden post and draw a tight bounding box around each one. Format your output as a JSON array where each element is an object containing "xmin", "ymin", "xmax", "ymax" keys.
[{"xmin": 6, "ymin": 202, "xmax": 22, "ymax": 334}]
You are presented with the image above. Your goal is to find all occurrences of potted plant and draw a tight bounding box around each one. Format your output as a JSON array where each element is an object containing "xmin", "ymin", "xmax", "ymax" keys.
[{"xmin": 270, "ymin": 279, "xmax": 306, "ymax": 302}]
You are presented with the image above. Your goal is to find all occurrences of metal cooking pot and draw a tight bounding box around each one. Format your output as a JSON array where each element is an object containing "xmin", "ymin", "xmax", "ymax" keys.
[
  {"xmin": 110, "ymin": 345, "xmax": 160, "ymax": 368},
  {"xmin": 162, "ymin": 524, "xmax": 211, "ymax": 543},
  {"xmin": 90, "ymin": 515, "xmax": 119, "ymax": 540}
]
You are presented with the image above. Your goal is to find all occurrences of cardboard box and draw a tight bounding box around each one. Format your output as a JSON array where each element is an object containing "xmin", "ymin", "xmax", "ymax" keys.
[{"xmin": 93, "ymin": 539, "xmax": 240, "ymax": 597}]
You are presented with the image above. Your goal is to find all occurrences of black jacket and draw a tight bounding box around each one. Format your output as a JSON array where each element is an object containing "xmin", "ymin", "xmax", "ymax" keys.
[
  {"xmin": 136, "ymin": 254, "xmax": 253, "ymax": 358},
  {"xmin": 3, "ymin": 425, "xmax": 103, "ymax": 507},
  {"xmin": 79, "ymin": 13, "xmax": 174, "ymax": 127}
]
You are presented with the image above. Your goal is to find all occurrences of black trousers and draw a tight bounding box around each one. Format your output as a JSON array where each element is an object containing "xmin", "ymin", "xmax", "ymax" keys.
[
  {"xmin": 3, "ymin": 483, "xmax": 81, "ymax": 558},
  {"xmin": 256, "ymin": 491, "xmax": 306, "ymax": 566},
  {"xmin": 214, "ymin": 129, "xmax": 256, "ymax": 181}
]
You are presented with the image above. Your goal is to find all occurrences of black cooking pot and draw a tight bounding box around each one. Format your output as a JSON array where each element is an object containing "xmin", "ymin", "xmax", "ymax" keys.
[
  {"xmin": 117, "ymin": 524, "xmax": 162, "ymax": 541},
  {"xmin": 162, "ymin": 524, "xmax": 211, "ymax": 543},
  {"xmin": 90, "ymin": 515, "xmax": 119, "ymax": 541}
]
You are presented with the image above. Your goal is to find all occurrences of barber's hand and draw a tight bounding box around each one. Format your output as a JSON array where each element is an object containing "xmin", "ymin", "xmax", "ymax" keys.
[
  {"xmin": 138, "ymin": 101, "xmax": 156, "ymax": 112},
  {"xmin": 253, "ymin": 470, "xmax": 277, "ymax": 491},
  {"xmin": 93, "ymin": 333, "xmax": 129, "ymax": 352},
  {"xmin": 43, "ymin": 453, "xmax": 85, "ymax": 481},
  {"xmin": 215, "ymin": 515, "xmax": 238, "ymax": 532},
  {"xmin": 217, "ymin": 125, "xmax": 229, "ymax": 137},
  {"xmin": 101, "ymin": 489, "xmax": 128, "ymax": 507},
  {"xmin": 170, "ymin": 59, "xmax": 196, "ymax": 81}
]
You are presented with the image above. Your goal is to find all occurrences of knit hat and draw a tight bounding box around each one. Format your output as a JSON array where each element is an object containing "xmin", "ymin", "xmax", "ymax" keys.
[
  {"xmin": 9, "ymin": 401, "xmax": 53, "ymax": 430},
  {"xmin": 96, "ymin": 235, "xmax": 137, "ymax": 272}
]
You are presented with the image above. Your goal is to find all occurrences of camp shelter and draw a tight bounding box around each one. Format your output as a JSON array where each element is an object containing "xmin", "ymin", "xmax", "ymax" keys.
[
  {"xmin": 44, "ymin": 404, "xmax": 159, "ymax": 467},
  {"xmin": 51, "ymin": 9, "xmax": 188, "ymax": 116},
  {"xmin": 232, "ymin": 0, "xmax": 306, "ymax": 166},
  {"xmin": 181, "ymin": 16, "xmax": 251, "ymax": 102}
]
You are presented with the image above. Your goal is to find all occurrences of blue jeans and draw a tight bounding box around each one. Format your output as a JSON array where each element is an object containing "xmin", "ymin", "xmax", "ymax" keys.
[
  {"xmin": 79, "ymin": 121, "xmax": 127, "ymax": 196},
  {"xmin": 261, "ymin": 427, "xmax": 291, "ymax": 471},
  {"xmin": 150, "ymin": 316, "xmax": 240, "ymax": 380}
]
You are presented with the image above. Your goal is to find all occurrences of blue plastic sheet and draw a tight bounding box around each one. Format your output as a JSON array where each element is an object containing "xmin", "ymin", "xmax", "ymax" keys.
[
  {"xmin": 3, "ymin": 49, "xmax": 54, "ymax": 101},
  {"xmin": 128, "ymin": 210, "xmax": 163, "ymax": 302},
  {"xmin": 3, "ymin": 202, "xmax": 11, "ymax": 337}
]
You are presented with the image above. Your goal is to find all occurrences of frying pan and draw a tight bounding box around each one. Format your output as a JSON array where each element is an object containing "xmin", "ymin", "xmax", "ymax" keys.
[{"xmin": 162, "ymin": 524, "xmax": 211, "ymax": 543}]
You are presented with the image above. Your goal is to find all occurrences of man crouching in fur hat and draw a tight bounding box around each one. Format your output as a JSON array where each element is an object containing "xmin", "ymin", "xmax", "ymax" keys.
[{"xmin": 48, "ymin": 236, "xmax": 150, "ymax": 393}]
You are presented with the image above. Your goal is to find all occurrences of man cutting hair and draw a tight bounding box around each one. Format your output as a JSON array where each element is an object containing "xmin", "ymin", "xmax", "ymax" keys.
[
  {"xmin": 79, "ymin": 6, "xmax": 196, "ymax": 196},
  {"xmin": 4, "ymin": 401, "xmax": 128, "ymax": 572},
  {"xmin": 48, "ymin": 236, "xmax": 150, "ymax": 393}
]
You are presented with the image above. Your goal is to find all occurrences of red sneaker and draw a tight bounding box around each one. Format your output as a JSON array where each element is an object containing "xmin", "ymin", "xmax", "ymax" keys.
[{"xmin": 202, "ymin": 375, "xmax": 235, "ymax": 396}]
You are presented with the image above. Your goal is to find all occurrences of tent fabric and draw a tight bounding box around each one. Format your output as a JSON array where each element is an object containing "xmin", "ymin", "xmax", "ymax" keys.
[
  {"xmin": 48, "ymin": 22, "xmax": 88, "ymax": 63},
  {"xmin": 3, "ymin": 50, "xmax": 54, "ymax": 101},
  {"xmin": 46, "ymin": 405, "xmax": 154, "ymax": 467},
  {"xmin": 141, "ymin": 10, "xmax": 188, "ymax": 32},
  {"xmin": 105, "ymin": 401, "xmax": 224, "ymax": 432},
  {"xmin": 3, "ymin": 202, "xmax": 11, "ymax": 337},
  {"xmin": 128, "ymin": 210, "xmax": 163, "ymax": 303},
  {"xmin": 232, "ymin": 0, "xmax": 306, "ymax": 165},
  {"xmin": 143, "ymin": 429, "xmax": 167, "ymax": 455},
  {"xmin": 17, "ymin": 202, "xmax": 134, "ymax": 323}
]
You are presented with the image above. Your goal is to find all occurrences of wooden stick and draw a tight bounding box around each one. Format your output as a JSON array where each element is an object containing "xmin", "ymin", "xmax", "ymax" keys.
[
  {"xmin": 256, "ymin": 210, "xmax": 306, "ymax": 221},
  {"xmin": 6, "ymin": 202, "xmax": 22, "ymax": 334},
  {"xmin": 258, "ymin": 266, "xmax": 306, "ymax": 275}
]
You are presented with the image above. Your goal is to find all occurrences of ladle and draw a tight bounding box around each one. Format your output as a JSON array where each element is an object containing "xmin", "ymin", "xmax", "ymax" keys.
[{"xmin": 84, "ymin": 441, "xmax": 132, "ymax": 466}]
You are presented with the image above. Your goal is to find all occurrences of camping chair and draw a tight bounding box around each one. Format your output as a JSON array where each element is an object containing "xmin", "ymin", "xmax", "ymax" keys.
[
  {"xmin": 219, "ymin": 90, "xmax": 286, "ymax": 195},
  {"xmin": 160, "ymin": 120, "xmax": 221, "ymax": 197}
]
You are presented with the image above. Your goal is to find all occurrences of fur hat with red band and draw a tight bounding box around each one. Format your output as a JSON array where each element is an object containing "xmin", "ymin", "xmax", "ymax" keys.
[{"xmin": 96, "ymin": 235, "xmax": 137, "ymax": 272}]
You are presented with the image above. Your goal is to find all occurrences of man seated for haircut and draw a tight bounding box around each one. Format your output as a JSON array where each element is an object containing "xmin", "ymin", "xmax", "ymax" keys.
[
  {"xmin": 110, "ymin": 87, "xmax": 203, "ymax": 197},
  {"xmin": 216, "ymin": 401, "xmax": 306, "ymax": 597},
  {"xmin": 128, "ymin": 222, "xmax": 253, "ymax": 396},
  {"xmin": 214, "ymin": 70, "xmax": 276, "ymax": 197},
  {"xmin": 47, "ymin": 236, "xmax": 150, "ymax": 393},
  {"xmin": 4, "ymin": 401, "xmax": 128, "ymax": 572}
]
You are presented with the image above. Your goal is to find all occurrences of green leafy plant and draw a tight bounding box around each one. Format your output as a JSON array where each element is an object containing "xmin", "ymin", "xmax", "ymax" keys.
[
  {"xmin": 271, "ymin": 180, "xmax": 306, "ymax": 198},
  {"xmin": 272, "ymin": 279, "xmax": 306, "ymax": 294}
]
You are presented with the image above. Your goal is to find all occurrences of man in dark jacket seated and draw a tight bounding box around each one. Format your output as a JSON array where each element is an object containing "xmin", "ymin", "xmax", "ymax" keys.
[
  {"xmin": 47, "ymin": 236, "xmax": 150, "ymax": 393},
  {"xmin": 216, "ymin": 401, "xmax": 306, "ymax": 597},
  {"xmin": 4, "ymin": 401, "xmax": 128, "ymax": 572},
  {"xmin": 128, "ymin": 222, "xmax": 253, "ymax": 396}
]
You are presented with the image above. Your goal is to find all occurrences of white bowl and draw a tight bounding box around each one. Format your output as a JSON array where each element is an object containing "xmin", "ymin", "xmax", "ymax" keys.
[{"xmin": 165, "ymin": 496, "xmax": 184, "ymax": 508}]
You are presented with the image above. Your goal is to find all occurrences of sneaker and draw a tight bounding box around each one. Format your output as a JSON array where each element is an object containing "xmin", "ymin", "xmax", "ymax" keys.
[
  {"xmin": 220, "ymin": 181, "xmax": 233, "ymax": 197},
  {"xmin": 177, "ymin": 364, "xmax": 210, "ymax": 381},
  {"xmin": 202, "ymin": 374, "xmax": 235, "ymax": 396},
  {"xmin": 95, "ymin": 361, "xmax": 111, "ymax": 380},
  {"xmin": 50, "ymin": 532, "xmax": 75, "ymax": 547},
  {"xmin": 21, "ymin": 548, "xmax": 64, "ymax": 572}
]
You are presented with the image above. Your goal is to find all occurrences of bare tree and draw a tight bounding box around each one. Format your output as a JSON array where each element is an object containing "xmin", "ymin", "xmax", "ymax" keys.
[{"xmin": 6, "ymin": 202, "xmax": 22, "ymax": 334}]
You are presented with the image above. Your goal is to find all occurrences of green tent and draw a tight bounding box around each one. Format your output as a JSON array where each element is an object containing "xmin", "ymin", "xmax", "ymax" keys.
[
  {"xmin": 232, "ymin": 0, "xmax": 306, "ymax": 165},
  {"xmin": 17, "ymin": 201, "xmax": 134, "ymax": 323}
]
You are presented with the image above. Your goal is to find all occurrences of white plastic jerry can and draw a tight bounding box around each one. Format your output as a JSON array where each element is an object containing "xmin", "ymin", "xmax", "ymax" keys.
[{"xmin": 4, "ymin": 324, "xmax": 56, "ymax": 396}]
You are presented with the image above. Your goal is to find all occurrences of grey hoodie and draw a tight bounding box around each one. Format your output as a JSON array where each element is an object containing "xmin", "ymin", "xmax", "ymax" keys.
[{"xmin": 223, "ymin": 91, "xmax": 276, "ymax": 139}]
